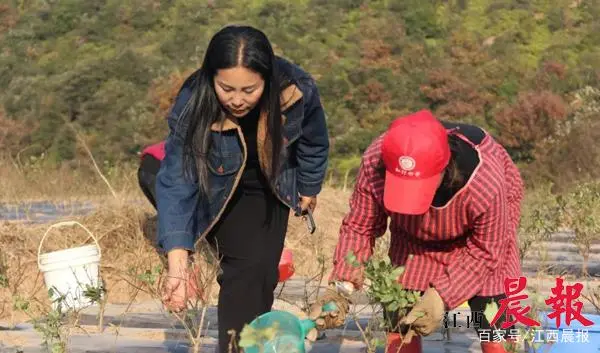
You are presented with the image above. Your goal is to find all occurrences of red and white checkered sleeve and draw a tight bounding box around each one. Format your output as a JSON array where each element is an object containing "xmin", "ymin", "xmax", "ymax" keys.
[{"xmin": 329, "ymin": 154, "xmax": 388, "ymax": 290}]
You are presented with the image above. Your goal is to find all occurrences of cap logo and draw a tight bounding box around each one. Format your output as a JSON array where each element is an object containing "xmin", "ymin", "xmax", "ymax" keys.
[
  {"xmin": 398, "ymin": 156, "xmax": 415, "ymax": 171},
  {"xmin": 394, "ymin": 156, "xmax": 420, "ymax": 177}
]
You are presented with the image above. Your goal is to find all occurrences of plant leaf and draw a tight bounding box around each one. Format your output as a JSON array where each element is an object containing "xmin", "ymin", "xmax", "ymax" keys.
[
  {"xmin": 384, "ymin": 276, "xmax": 392, "ymax": 287},
  {"xmin": 398, "ymin": 298, "xmax": 408, "ymax": 308},
  {"xmin": 484, "ymin": 301, "xmax": 499, "ymax": 326},
  {"xmin": 391, "ymin": 266, "xmax": 405, "ymax": 278},
  {"xmin": 238, "ymin": 336, "xmax": 256, "ymax": 348},
  {"xmin": 345, "ymin": 252, "xmax": 357, "ymax": 266},
  {"xmin": 371, "ymin": 338, "xmax": 386, "ymax": 348},
  {"xmin": 238, "ymin": 325, "xmax": 257, "ymax": 348},
  {"xmin": 380, "ymin": 294, "xmax": 394, "ymax": 303},
  {"xmin": 387, "ymin": 301, "xmax": 400, "ymax": 312}
]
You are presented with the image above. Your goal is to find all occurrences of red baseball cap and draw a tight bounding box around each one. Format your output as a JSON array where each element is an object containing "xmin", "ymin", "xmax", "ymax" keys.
[{"xmin": 382, "ymin": 110, "xmax": 451, "ymax": 214}]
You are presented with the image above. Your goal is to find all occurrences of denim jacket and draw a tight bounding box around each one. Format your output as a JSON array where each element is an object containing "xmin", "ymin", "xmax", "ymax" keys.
[{"xmin": 155, "ymin": 57, "xmax": 330, "ymax": 253}]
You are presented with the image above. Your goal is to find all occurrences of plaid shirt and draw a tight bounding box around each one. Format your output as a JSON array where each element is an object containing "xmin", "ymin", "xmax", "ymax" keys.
[{"xmin": 329, "ymin": 130, "xmax": 524, "ymax": 310}]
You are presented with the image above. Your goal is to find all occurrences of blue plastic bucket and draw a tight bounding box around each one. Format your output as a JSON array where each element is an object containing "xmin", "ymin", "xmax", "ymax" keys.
[
  {"xmin": 242, "ymin": 303, "xmax": 338, "ymax": 353},
  {"xmin": 527, "ymin": 312, "xmax": 600, "ymax": 352},
  {"xmin": 242, "ymin": 310, "xmax": 316, "ymax": 353}
]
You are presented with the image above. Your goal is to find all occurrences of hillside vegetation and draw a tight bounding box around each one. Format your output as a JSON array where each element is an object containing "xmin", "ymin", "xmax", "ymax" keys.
[
  {"xmin": 1, "ymin": 0, "xmax": 599, "ymax": 191},
  {"xmin": 1, "ymin": 2, "xmax": 600, "ymax": 338}
]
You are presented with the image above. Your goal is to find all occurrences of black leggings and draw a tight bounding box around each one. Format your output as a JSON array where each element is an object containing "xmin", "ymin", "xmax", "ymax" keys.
[
  {"xmin": 138, "ymin": 154, "xmax": 161, "ymax": 209},
  {"xmin": 204, "ymin": 185, "xmax": 289, "ymax": 353}
]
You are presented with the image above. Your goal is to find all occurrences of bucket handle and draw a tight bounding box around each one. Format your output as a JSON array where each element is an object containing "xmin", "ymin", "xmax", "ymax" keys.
[{"xmin": 38, "ymin": 221, "xmax": 101, "ymax": 268}]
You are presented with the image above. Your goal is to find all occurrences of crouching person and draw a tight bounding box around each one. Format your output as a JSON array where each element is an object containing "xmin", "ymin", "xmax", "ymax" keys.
[
  {"xmin": 309, "ymin": 110, "xmax": 524, "ymax": 353},
  {"xmin": 138, "ymin": 141, "xmax": 165, "ymax": 209}
]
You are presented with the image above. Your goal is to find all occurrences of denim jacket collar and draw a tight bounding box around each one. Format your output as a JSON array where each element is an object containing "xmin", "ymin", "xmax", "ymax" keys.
[
  {"xmin": 209, "ymin": 83, "xmax": 303, "ymax": 131},
  {"xmin": 209, "ymin": 83, "xmax": 304, "ymax": 177}
]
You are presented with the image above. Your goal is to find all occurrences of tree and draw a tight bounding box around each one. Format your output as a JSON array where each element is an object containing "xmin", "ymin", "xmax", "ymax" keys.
[
  {"xmin": 525, "ymin": 86, "xmax": 600, "ymax": 190},
  {"xmin": 420, "ymin": 68, "xmax": 493, "ymax": 121},
  {"xmin": 557, "ymin": 181, "xmax": 600, "ymax": 277},
  {"xmin": 494, "ymin": 90, "xmax": 568, "ymax": 163},
  {"xmin": 517, "ymin": 184, "xmax": 562, "ymax": 262},
  {"xmin": 0, "ymin": 3, "xmax": 18, "ymax": 35}
]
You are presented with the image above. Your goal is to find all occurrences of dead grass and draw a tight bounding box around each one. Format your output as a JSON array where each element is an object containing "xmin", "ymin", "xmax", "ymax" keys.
[
  {"xmin": 0, "ymin": 200, "xmax": 159, "ymax": 322},
  {"xmin": 0, "ymin": 153, "xmax": 386, "ymax": 324},
  {"xmin": 0, "ymin": 155, "xmax": 141, "ymax": 202}
]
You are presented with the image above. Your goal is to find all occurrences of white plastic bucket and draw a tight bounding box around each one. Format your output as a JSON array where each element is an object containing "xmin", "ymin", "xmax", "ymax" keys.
[{"xmin": 38, "ymin": 221, "xmax": 102, "ymax": 311}]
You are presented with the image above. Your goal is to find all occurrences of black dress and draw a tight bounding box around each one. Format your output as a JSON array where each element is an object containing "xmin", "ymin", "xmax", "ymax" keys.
[{"xmin": 207, "ymin": 107, "xmax": 290, "ymax": 353}]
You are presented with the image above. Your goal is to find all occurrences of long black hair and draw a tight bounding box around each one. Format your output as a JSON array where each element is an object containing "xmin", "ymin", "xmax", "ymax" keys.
[
  {"xmin": 441, "ymin": 134, "xmax": 466, "ymax": 189},
  {"xmin": 177, "ymin": 25, "xmax": 283, "ymax": 198}
]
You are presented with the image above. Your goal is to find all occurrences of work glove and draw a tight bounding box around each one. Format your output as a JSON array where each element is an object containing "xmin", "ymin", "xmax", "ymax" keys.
[
  {"xmin": 307, "ymin": 283, "xmax": 352, "ymax": 330},
  {"xmin": 399, "ymin": 287, "xmax": 446, "ymax": 342}
]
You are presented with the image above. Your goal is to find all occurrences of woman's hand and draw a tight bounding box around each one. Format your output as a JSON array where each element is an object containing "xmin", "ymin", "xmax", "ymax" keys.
[
  {"xmin": 299, "ymin": 195, "xmax": 317, "ymax": 213},
  {"xmin": 162, "ymin": 249, "xmax": 190, "ymax": 313},
  {"xmin": 399, "ymin": 287, "xmax": 446, "ymax": 341},
  {"xmin": 308, "ymin": 284, "xmax": 351, "ymax": 330}
]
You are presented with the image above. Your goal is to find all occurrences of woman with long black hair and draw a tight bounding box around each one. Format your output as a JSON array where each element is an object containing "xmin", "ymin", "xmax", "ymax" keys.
[{"xmin": 153, "ymin": 25, "xmax": 329, "ymax": 352}]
